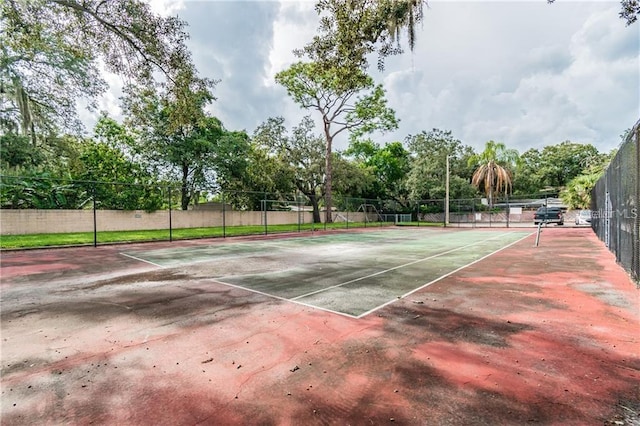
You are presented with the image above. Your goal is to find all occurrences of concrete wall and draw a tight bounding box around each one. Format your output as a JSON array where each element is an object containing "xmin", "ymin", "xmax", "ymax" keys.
[{"xmin": 0, "ymin": 209, "xmax": 368, "ymax": 235}]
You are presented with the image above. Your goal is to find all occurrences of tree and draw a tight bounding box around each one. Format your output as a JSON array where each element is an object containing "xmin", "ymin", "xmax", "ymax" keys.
[
  {"xmin": 468, "ymin": 141, "xmax": 519, "ymax": 206},
  {"xmin": 1, "ymin": 0, "xmax": 200, "ymax": 140},
  {"xmin": 330, "ymin": 152, "xmax": 376, "ymax": 204},
  {"xmin": 513, "ymin": 148, "xmax": 544, "ymax": 196},
  {"xmin": 222, "ymin": 133, "xmax": 298, "ymax": 211},
  {"xmin": 561, "ymin": 173, "xmax": 600, "ymax": 210},
  {"xmin": 123, "ymin": 80, "xmax": 243, "ymax": 210},
  {"xmin": 405, "ymin": 129, "xmax": 476, "ymax": 201},
  {"xmin": 0, "ymin": 134, "xmax": 45, "ymax": 169},
  {"xmin": 253, "ymin": 116, "xmax": 327, "ymax": 223},
  {"xmin": 275, "ymin": 62, "xmax": 398, "ymax": 222},
  {"xmin": 299, "ymin": 0, "xmax": 426, "ymax": 73},
  {"xmin": 0, "ymin": 169, "xmax": 83, "ymax": 209},
  {"xmin": 345, "ymin": 139, "xmax": 410, "ymax": 204},
  {"xmin": 537, "ymin": 141, "xmax": 601, "ymax": 189},
  {"xmin": 72, "ymin": 117, "xmax": 164, "ymax": 211},
  {"xmin": 559, "ymin": 147, "xmax": 616, "ymax": 209}
]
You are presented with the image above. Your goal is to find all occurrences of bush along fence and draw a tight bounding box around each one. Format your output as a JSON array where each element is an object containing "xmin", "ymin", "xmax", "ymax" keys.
[
  {"xmin": 1, "ymin": 175, "xmax": 559, "ymax": 248},
  {"xmin": 591, "ymin": 120, "xmax": 640, "ymax": 284}
]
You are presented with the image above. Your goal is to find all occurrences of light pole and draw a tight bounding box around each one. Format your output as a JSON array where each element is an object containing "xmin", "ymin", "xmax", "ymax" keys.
[{"xmin": 445, "ymin": 155, "xmax": 450, "ymax": 226}]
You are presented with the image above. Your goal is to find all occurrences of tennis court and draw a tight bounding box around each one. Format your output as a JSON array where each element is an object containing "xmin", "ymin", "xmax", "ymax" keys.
[
  {"xmin": 120, "ymin": 228, "xmax": 531, "ymax": 317},
  {"xmin": 1, "ymin": 227, "xmax": 638, "ymax": 425}
]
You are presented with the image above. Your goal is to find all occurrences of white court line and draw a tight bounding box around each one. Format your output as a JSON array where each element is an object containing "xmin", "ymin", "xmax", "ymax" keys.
[
  {"xmin": 115, "ymin": 228, "xmax": 459, "ymax": 270},
  {"xmin": 119, "ymin": 252, "xmax": 166, "ymax": 268},
  {"xmin": 210, "ymin": 278, "xmax": 360, "ymax": 319},
  {"xmin": 290, "ymin": 231, "xmax": 515, "ymax": 301},
  {"xmin": 356, "ymin": 231, "xmax": 534, "ymax": 318}
]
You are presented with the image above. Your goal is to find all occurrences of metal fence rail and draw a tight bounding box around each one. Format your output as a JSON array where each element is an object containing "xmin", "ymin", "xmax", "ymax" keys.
[{"xmin": 591, "ymin": 120, "xmax": 639, "ymax": 284}]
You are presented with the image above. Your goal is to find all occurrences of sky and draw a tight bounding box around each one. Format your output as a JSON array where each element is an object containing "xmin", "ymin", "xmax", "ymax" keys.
[{"xmin": 92, "ymin": 0, "xmax": 640, "ymax": 155}]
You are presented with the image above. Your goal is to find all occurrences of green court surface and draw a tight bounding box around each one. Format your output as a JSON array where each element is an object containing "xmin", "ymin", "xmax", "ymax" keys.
[{"xmin": 121, "ymin": 228, "xmax": 533, "ymax": 317}]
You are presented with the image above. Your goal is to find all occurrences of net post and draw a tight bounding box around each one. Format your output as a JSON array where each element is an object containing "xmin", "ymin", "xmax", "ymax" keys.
[{"xmin": 535, "ymin": 221, "xmax": 543, "ymax": 247}]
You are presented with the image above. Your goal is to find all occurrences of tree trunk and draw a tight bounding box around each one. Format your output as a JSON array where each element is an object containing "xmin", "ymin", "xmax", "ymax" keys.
[
  {"xmin": 324, "ymin": 123, "xmax": 333, "ymax": 224},
  {"xmin": 181, "ymin": 164, "xmax": 190, "ymax": 210},
  {"xmin": 308, "ymin": 193, "xmax": 322, "ymax": 224}
]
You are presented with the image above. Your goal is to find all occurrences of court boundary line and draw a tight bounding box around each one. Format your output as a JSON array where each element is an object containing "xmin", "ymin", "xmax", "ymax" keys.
[
  {"xmin": 118, "ymin": 229, "xmax": 532, "ymax": 319},
  {"xmin": 356, "ymin": 231, "xmax": 534, "ymax": 318},
  {"xmin": 119, "ymin": 252, "xmax": 166, "ymax": 268},
  {"xmin": 116, "ymin": 228, "xmax": 437, "ymax": 269},
  {"xmin": 210, "ymin": 278, "xmax": 360, "ymax": 319},
  {"xmin": 117, "ymin": 228, "xmax": 497, "ymax": 269},
  {"xmin": 290, "ymin": 231, "xmax": 516, "ymax": 302}
]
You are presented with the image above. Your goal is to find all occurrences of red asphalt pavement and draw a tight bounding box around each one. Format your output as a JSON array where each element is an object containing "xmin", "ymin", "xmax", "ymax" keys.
[{"xmin": 0, "ymin": 227, "xmax": 638, "ymax": 425}]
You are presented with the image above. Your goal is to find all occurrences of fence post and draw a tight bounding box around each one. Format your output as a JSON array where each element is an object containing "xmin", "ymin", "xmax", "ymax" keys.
[
  {"xmin": 346, "ymin": 199, "xmax": 349, "ymax": 229},
  {"xmin": 472, "ymin": 199, "xmax": 476, "ymax": 228},
  {"xmin": 222, "ymin": 191, "xmax": 226, "ymax": 238},
  {"xmin": 297, "ymin": 192, "xmax": 302, "ymax": 233},
  {"xmin": 167, "ymin": 187, "xmax": 173, "ymax": 242},
  {"xmin": 263, "ymin": 193, "xmax": 268, "ymax": 235},
  {"xmin": 443, "ymin": 199, "xmax": 446, "ymax": 228},
  {"xmin": 92, "ymin": 183, "xmax": 97, "ymax": 247},
  {"xmin": 636, "ymin": 128, "xmax": 640, "ymax": 283},
  {"xmin": 506, "ymin": 194, "xmax": 510, "ymax": 228}
]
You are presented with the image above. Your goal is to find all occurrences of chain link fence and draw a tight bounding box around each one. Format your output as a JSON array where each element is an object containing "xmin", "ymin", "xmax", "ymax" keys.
[
  {"xmin": 1, "ymin": 173, "xmax": 567, "ymax": 248},
  {"xmin": 591, "ymin": 120, "xmax": 639, "ymax": 285}
]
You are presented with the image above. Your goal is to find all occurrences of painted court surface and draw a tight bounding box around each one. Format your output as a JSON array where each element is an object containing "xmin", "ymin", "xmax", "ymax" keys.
[{"xmin": 0, "ymin": 227, "xmax": 638, "ymax": 425}]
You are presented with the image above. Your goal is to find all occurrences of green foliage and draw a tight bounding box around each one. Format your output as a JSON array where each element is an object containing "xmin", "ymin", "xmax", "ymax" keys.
[
  {"xmin": 223, "ymin": 145, "xmax": 295, "ymax": 211},
  {"xmin": 0, "ymin": 171, "xmax": 84, "ymax": 209},
  {"xmin": 1, "ymin": 0, "xmax": 200, "ymax": 140},
  {"xmin": 122, "ymin": 80, "xmax": 234, "ymax": 210},
  {"xmin": 74, "ymin": 142, "xmax": 164, "ymax": 211},
  {"xmin": 513, "ymin": 148, "xmax": 544, "ymax": 195},
  {"xmin": 537, "ymin": 141, "xmax": 601, "ymax": 188},
  {"xmin": 345, "ymin": 139, "xmax": 409, "ymax": 202},
  {"xmin": 405, "ymin": 129, "xmax": 477, "ymax": 200},
  {"xmin": 252, "ymin": 116, "xmax": 327, "ymax": 222},
  {"xmin": 275, "ymin": 60, "xmax": 397, "ymax": 222},
  {"xmin": 331, "ymin": 153, "xmax": 375, "ymax": 199},
  {"xmin": 561, "ymin": 173, "xmax": 601, "ymax": 209},
  {"xmin": 0, "ymin": 134, "xmax": 45, "ymax": 168},
  {"xmin": 300, "ymin": 0, "xmax": 425, "ymax": 73},
  {"xmin": 513, "ymin": 141, "xmax": 610, "ymax": 195}
]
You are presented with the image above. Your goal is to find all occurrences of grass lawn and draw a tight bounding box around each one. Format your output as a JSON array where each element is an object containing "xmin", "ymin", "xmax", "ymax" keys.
[{"xmin": 0, "ymin": 221, "xmax": 442, "ymax": 250}]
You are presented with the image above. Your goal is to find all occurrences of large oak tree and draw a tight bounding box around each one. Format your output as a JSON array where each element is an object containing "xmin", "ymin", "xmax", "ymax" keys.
[{"xmin": 1, "ymin": 0, "xmax": 201, "ymax": 141}]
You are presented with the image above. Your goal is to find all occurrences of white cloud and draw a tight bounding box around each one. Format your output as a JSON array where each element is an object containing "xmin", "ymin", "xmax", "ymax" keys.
[
  {"xmin": 147, "ymin": 0, "xmax": 185, "ymax": 16},
  {"xmin": 265, "ymin": 1, "xmax": 317, "ymax": 86},
  {"xmin": 372, "ymin": 2, "xmax": 638, "ymax": 153}
]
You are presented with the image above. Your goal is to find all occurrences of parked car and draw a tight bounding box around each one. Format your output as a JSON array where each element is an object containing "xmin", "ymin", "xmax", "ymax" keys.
[
  {"xmin": 534, "ymin": 206, "xmax": 564, "ymax": 225},
  {"xmin": 575, "ymin": 209, "xmax": 592, "ymax": 225}
]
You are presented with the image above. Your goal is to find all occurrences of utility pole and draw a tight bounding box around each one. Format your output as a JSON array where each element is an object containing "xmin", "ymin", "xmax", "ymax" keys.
[{"xmin": 445, "ymin": 155, "xmax": 450, "ymax": 226}]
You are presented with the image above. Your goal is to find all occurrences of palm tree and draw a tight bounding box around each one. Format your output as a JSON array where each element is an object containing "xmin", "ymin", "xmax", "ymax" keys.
[
  {"xmin": 468, "ymin": 140, "xmax": 519, "ymax": 207},
  {"xmin": 561, "ymin": 173, "xmax": 600, "ymax": 209}
]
